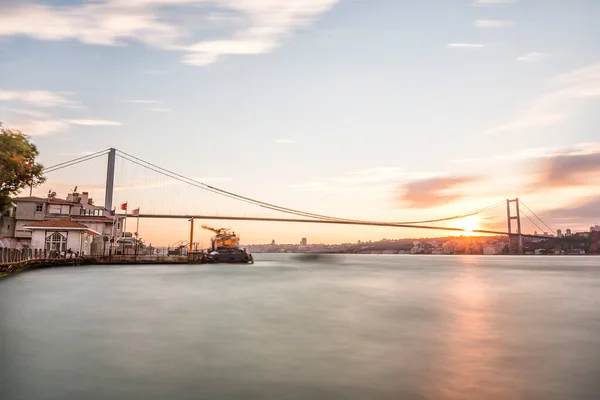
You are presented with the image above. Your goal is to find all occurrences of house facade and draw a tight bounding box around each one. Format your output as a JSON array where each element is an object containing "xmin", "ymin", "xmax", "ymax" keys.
[
  {"xmin": 1, "ymin": 190, "xmax": 125, "ymax": 254},
  {"xmin": 24, "ymin": 219, "xmax": 100, "ymax": 255}
]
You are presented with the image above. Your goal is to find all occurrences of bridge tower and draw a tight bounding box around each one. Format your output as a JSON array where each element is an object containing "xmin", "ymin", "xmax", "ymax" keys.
[
  {"xmin": 506, "ymin": 198, "xmax": 523, "ymax": 254},
  {"xmin": 105, "ymin": 148, "xmax": 116, "ymax": 211}
]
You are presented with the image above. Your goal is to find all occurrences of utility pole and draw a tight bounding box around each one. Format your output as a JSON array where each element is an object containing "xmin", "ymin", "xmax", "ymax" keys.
[
  {"xmin": 105, "ymin": 148, "xmax": 116, "ymax": 212},
  {"xmin": 506, "ymin": 198, "xmax": 523, "ymax": 254}
]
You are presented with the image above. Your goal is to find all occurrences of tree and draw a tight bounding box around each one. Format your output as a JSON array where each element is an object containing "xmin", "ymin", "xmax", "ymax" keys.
[{"xmin": 0, "ymin": 123, "xmax": 46, "ymax": 213}]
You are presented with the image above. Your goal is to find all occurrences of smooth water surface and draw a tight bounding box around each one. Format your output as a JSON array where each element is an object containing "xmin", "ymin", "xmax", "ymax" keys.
[{"xmin": 1, "ymin": 255, "xmax": 600, "ymax": 399}]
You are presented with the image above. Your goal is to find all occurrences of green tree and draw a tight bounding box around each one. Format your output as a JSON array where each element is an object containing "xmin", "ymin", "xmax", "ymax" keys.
[{"xmin": 0, "ymin": 123, "xmax": 46, "ymax": 212}]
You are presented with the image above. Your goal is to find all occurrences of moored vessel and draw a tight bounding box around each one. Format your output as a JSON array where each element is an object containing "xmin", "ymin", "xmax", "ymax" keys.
[{"xmin": 200, "ymin": 225, "xmax": 253, "ymax": 264}]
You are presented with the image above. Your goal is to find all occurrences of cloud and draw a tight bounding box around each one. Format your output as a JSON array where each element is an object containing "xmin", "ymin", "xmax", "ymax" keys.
[
  {"xmin": 517, "ymin": 52, "xmax": 548, "ymax": 62},
  {"xmin": 399, "ymin": 176, "xmax": 477, "ymax": 208},
  {"xmin": 5, "ymin": 119, "xmax": 70, "ymax": 136},
  {"xmin": 474, "ymin": 20, "xmax": 514, "ymax": 28},
  {"xmin": 291, "ymin": 167, "xmax": 410, "ymax": 193},
  {"xmin": 275, "ymin": 138, "xmax": 296, "ymax": 144},
  {"xmin": 0, "ymin": 1, "xmax": 340, "ymax": 67},
  {"xmin": 486, "ymin": 62, "xmax": 600, "ymax": 134},
  {"xmin": 545, "ymin": 197, "xmax": 600, "ymax": 225},
  {"xmin": 5, "ymin": 108, "xmax": 49, "ymax": 118},
  {"xmin": 5, "ymin": 118, "xmax": 122, "ymax": 135},
  {"xmin": 125, "ymin": 100, "xmax": 161, "ymax": 104},
  {"xmin": 539, "ymin": 151, "xmax": 600, "ymax": 188},
  {"xmin": 0, "ymin": 89, "xmax": 80, "ymax": 108},
  {"xmin": 446, "ymin": 43, "xmax": 484, "ymax": 48},
  {"xmin": 472, "ymin": 0, "xmax": 519, "ymax": 5},
  {"xmin": 66, "ymin": 119, "xmax": 123, "ymax": 126},
  {"xmin": 149, "ymin": 108, "xmax": 173, "ymax": 112}
]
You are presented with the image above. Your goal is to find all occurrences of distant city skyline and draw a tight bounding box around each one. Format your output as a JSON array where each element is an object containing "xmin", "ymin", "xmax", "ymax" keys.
[{"xmin": 1, "ymin": 0, "xmax": 599, "ymax": 245}]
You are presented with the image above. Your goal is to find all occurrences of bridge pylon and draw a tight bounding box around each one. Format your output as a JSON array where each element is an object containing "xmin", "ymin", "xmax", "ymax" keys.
[
  {"xmin": 506, "ymin": 198, "xmax": 523, "ymax": 254},
  {"xmin": 105, "ymin": 148, "xmax": 116, "ymax": 211}
]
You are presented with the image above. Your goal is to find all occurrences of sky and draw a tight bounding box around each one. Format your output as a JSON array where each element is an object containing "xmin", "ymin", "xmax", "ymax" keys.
[{"xmin": 1, "ymin": 0, "xmax": 599, "ymax": 246}]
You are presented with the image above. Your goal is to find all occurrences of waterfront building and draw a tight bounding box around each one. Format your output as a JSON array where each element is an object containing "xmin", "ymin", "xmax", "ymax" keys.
[
  {"xmin": 566, "ymin": 229, "xmax": 572, "ymax": 236},
  {"xmin": 2, "ymin": 190, "xmax": 124, "ymax": 254},
  {"xmin": 301, "ymin": 237, "xmax": 307, "ymax": 246},
  {"xmin": 23, "ymin": 219, "xmax": 99, "ymax": 255}
]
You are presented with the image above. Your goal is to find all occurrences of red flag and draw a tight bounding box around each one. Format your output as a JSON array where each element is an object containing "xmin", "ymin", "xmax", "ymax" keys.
[
  {"xmin": 120, "ymin": 202, "xmax": 127, "ymax": 211},
  {"xmin": 132, "ymin": 208, "xmax": 140, "ymax": 216}
]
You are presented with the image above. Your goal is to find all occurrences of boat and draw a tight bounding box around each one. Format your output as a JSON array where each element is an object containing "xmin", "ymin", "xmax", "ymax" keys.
[{"xmin": 200, "ymin": 225, "xmax": 254, "ymax": 264}]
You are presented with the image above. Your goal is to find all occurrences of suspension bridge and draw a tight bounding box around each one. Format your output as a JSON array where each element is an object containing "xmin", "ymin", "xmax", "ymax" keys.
[{"xmin": 42, "ymin": 148, "xmax": 559, "ymax": 254}]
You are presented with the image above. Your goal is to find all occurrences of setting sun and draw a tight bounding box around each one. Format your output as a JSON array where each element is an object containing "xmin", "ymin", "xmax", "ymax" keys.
[{"xmin": 456, "ymin": 216, "xmax": 481, "ymax": 235}]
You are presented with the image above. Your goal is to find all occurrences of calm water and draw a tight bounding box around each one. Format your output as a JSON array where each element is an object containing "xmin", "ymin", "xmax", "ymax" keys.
[{"xmin": 1, "ymin": 255, "xmax": 600, "ymax": 400}]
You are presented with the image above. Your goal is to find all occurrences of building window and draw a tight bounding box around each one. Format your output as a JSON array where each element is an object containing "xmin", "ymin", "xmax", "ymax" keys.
[
  {"xmin": 35, "ymin": 204, "xmax": 43, "ymax": 212},
  {"xmin": 46, "ymin": 232, "xmax": 67, "ymax": 252}
]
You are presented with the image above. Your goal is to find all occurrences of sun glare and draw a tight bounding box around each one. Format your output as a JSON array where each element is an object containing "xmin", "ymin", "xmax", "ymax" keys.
[{"xmin": 457, "ymin": 216, "xmax": 480, "ymax": 235}]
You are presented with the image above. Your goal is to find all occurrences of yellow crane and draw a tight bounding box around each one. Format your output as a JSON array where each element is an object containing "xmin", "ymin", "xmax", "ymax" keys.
[
  {"xmin": 201, "ymin": 225, "xmax": 229, "ymax": 235},
  {"xmin": 201, "ymin": 225, "xmax": 240, "ymax": 248}
]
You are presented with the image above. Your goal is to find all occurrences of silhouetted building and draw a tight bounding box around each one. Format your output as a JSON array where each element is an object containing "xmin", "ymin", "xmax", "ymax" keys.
[
  {"xmin": 566, "ymin": 229, "xmax": 572, "ymax": 236},
  {"xmin": 557, "ymin": 229, "xmax": 563, "ymax": 238},
  {"xmin": 300, "ymin": 238, "xmax": 307, "ymax": 246}
]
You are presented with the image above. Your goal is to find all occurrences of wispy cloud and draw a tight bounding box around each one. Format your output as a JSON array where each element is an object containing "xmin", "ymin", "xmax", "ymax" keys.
[
  {"xmin": 517, "ymin": 52, "xmax": 549, "ymax": 62},
  {"xmin": 446, "ymin": 43, "xmax": 484, "ymax": 49},
  {"xmin": 474, "ymin": 20, "xmax": 514, "ymax": 28},
  {"xmin": 486, "ymin": 62, "xmax": 600, "ymax": 134},
  {"xmin": 545, "ymin": 197, "xmax": 600, "ymax": 225},
  {"xmin": 5, "ymin": 118, "xmax": 122, "ymax": 135},
  {"xmin": 275, "ymin": 138, "xmax": 297, "ymax": 144},
  {"xmin": 66, "ymin": 119, "xmax": 122, "ymax": 126},
  {"xmin": 0, "ymin": 89, "xmax": 80, "ymax": 108},
  {"xmin": 452, "ymin": 142, "xmax": 600, "ymax": 166},
  {"xmin": 5, "ymin": 119, "xmax": 70, "ymax": 136},
  {"xmin": 472, "ymin": 0, "xmax": 519, "ymax": 6},
  {"xmin": 537, "ymin": 150, "xmax": 600, "ymax": 188},
  {"xmin": 0, "ymin": 1, "xmax": 340, "ymax": 67},
  {"xmin": 5, "ymin": 108, "xmax": 49, "ymax": 118},
  {"xmin": 398, "ymin": 176, "xmax": 477, "ymax": 208},
  {"xmin": 291, "ymin": 167, "xmax": 434, "ymax": 193}
]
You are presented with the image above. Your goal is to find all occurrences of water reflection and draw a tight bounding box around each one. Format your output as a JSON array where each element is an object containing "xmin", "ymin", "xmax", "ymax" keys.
[
  {"xmin": 426, "ymin": 266, "xmax": 522, "ymax": 400},
  {"xmin": 1, "ymin": 255, "xmax": 600, "ymax": 399}
]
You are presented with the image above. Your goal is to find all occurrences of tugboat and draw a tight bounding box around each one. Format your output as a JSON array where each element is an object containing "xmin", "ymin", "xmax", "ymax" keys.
[{"xmin": 201, "ymin": 225, "xmax": 254, "ymax": 264}]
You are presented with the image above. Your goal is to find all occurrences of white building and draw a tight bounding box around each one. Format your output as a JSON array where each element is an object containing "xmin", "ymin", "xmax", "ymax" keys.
[
  {"xmin": 1, "ymin": 190, "xmax": 125, "ymax": 254},
  {"xmin": 24, "ymin": 219, "xmax": 100, "ymax": 255}
]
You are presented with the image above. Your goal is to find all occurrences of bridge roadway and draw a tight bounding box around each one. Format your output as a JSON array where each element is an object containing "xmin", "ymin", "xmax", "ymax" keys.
[{"xmin": 127, "ymin": 214, "xmax": 550, "ymax": 239}]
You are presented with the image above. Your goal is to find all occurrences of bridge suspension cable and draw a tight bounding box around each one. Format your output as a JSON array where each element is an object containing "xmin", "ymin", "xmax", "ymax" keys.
[
  {"xmin": 519, "ymin": 200, "xmax": 555, "ymax": 236},
  {"xmin": 43, "ymin": 149, "xmax": 110, "ymax": 174},
  {"xmin": 520, "ymin": 209, "xmax": 546, "ymax": 234},
  {"xmin": 115, "ymin": 149, "xmax": 505, "ymax": 226}
]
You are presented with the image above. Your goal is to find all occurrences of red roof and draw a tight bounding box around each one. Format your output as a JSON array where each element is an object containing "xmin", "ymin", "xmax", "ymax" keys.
[
  {"xmin": 13, "ymin": 196, "xmax": 46, "ymax": 202},
  {"xmin": 24, "ymin": 219, "xmax": 90, "ymax": 229},
  {"xmin": 13, "ymin": 196, "xmax": 75, "ymax": 205}
]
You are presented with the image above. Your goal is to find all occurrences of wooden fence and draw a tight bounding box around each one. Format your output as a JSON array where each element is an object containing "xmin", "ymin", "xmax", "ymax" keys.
[{"xmin": 0, "ymin": 248, "xmax": 76, "ymax": 265}]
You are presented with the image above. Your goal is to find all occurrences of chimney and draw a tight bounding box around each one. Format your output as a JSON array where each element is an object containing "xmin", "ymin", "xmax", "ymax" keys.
[{"xmin": 81, "ymin": 192, "xmax": 89, "ymax": 205}]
